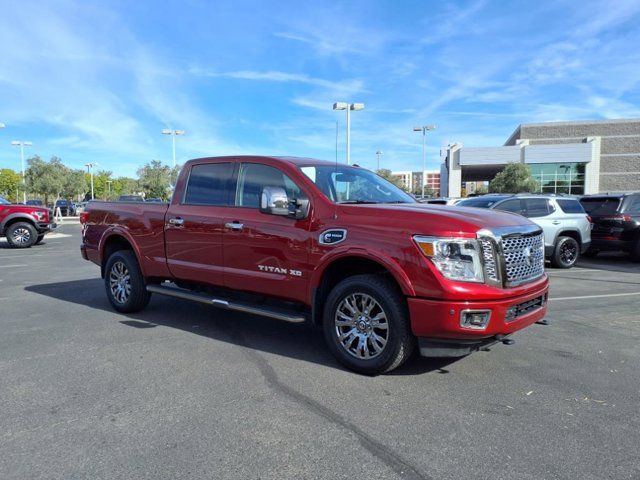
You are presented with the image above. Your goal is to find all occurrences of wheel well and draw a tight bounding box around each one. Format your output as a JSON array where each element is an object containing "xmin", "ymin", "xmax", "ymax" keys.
[
  {"xmin": 312, "ymin": 256, "xmax": 401, "ymax": 326},
  {"xmin": 101, "ymin": 235, "xmax": 134, "ymax": 278},
  {"xmin": 557, "ymin": 230, "xmax": 581, "ymax": 246},
  {"xmin": 2, "ymin": 216, "xmax": 36, "ymax": 233}
]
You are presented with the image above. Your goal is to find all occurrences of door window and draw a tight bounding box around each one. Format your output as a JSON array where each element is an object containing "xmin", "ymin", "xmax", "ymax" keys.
[
  {"xmin": 523, "ymin": 198, "xmax": 551, "ymax": 218},
  {"xmin": 236, "ymin": 163, "xmax": 302, "ymax": 208},
  {"xmin": 183, "ymin": 163, "xmax": 236, "ymax": 206},
  {"xmin": 494, "ymin": 199, "xmax": 523, "ymax": 215}
]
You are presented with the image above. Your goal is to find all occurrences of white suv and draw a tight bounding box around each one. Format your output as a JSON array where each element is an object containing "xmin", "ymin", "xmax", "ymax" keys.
[{"xmin": 456, "ymin": 194, "xmax": 592, "ymax": 268}]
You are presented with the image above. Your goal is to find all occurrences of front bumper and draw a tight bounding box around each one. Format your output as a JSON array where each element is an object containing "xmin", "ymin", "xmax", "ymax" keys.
[
  {"xmin": 408, "ymin": 282, "xmax": 549, "ymax": 357},
  {"xmin": 37, "ymin": 222, "xmax": 58, "ymax": 233}
]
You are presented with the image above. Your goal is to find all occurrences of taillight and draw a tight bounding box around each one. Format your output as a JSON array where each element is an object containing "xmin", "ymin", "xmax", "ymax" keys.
[
  {"xmin": 602, "ymin": 214, "xmax": 632, "ymax": 222},
  {"xmin": 80, "ymin": 212, "xmax": 90, "ymax": 224}
]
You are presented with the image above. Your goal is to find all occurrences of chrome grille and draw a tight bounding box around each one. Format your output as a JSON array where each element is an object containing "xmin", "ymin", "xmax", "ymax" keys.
[
  {"xmin": 480, "ymin": 239, "xmax": 499, "ymax": 283},
  {"xmin": 502, "ymin": 233, "xmax": 545, "ymax": 286}
]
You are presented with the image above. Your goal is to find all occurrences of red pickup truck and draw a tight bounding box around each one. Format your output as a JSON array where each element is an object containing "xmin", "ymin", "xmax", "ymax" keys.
[
  {"xmin": 0, "ymin": 196, "xmax": 56, "ymax": 248},
  {"xmin": 81, "ymin": 156, "xmax": 549, "ymax": 374}
]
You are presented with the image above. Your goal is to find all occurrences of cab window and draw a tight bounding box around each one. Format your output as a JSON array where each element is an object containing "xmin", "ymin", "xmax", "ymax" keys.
[
  {"xmin": 183, "ymin": 162, "xmax": 236, "ymax": 206},
  {"xmin": 236, "ymin": 163, "xmax": 303, "ymax": 208}
]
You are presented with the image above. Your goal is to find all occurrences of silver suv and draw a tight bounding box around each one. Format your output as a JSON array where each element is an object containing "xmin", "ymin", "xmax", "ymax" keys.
[{"xmin": 456, "ymin": 194, "xmax": 592, "ymax": 268}]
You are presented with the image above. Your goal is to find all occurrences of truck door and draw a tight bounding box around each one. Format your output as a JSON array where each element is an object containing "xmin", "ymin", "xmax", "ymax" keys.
[
  {"xmin": 165, "ymin": 161, "xmax": 237, "ymax": 286},
  {"xmin": 222, "ymin": 162, "xmax": 311, "ymax": 304}
]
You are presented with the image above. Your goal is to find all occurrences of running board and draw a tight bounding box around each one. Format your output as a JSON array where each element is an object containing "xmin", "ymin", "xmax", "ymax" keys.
[{"xmin": 146, "ymin": 284, "xmax": 306, "ymax": 323}]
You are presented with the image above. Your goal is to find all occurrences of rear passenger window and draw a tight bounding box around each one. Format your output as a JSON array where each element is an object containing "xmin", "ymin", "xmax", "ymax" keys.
[
  {"xmin": 557, "ymin": 199, "xmax": 585, "ymax": 214},
  {"xmin": 494, "ymin": 199, "xmax": 523, "ymax": 215},
  {"xmin": 523, "ymin": 199, "xmax": 551, "ymax": 218},
  {"xmin": 624, "ymin": 197, "xmax": 640, "ymax": 214},
  {"xmin": 236, "ymin": 163, "xmax": 302, "ymax": 208},
  {"xmin": 184, "ymin": 163, "xmax": 235, "ymax": 206}
]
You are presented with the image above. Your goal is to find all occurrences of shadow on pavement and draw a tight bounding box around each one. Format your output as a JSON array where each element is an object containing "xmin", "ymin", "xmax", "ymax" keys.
[
  {"xmin": 25, "ymin": 278, "xmax": 459, "ymax": 376},
  {"xmin": 576, "ymin": 251, "xmax": 639, "ymax": 273}
]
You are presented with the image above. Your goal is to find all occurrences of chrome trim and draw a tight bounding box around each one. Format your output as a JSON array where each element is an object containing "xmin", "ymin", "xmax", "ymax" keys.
[{"xmin": 459, "ymin": 309, "xmax": 492, "ymax": 330}]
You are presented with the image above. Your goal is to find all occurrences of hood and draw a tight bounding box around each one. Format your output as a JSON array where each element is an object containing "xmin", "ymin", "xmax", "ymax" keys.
[
  {"xmin": 2, "ymin": 204, "xmax": 50, "ymax": 213},
  {"xmin": 339, "ymin": 203, "xmax": 536, "ymax": 236}
]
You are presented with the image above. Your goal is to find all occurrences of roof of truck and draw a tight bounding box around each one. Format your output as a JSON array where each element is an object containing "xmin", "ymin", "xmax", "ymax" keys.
[{"xmin": 187, "ymin": 155, "xmax": 347, "ymax": 167}]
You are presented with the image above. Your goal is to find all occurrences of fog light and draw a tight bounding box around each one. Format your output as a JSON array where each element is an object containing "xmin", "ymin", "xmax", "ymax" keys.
[
  {"xmin": 506, "ymin": 305, "xmax": 518, "ymax": 321},
  {"xmin": 460, "ymin": 310, "xmax": 491, "ymax": 329}
]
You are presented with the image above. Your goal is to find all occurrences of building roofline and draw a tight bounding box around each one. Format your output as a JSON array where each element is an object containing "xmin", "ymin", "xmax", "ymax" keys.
[{"xmin": 504, "ymin": 125, "xmax": 521, "ymax": 146}]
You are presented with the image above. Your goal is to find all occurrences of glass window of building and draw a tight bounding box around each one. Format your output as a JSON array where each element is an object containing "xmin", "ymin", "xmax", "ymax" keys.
[{"xmin": 529, "ymin": 163, "xmax": 585, "ymax": 195}]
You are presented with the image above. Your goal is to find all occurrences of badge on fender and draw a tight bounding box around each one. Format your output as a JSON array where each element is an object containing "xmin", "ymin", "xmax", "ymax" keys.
[{"xmin": 319, "ymin": 229, "xmax": 347, "ymax": 245}]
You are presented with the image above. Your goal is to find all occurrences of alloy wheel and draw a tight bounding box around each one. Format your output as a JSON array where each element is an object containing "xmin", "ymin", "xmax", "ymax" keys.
[
  {"xmin": 109, "ymin": 261, "xmax": 131, "ymax": 304},
  {"xmin": 12, "ymin": 227, "xmax": 32, "ymax": 245},
  {"xmin": 334, "ymin": 293, "xmax": 389, "ymax": 359}
]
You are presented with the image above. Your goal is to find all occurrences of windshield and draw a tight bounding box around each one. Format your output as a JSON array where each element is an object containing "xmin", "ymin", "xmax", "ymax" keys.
[
  {"xmin": 299, "ymin": 165, "xmax": 415, "ymax": 204},
  {"xmin": 0, "ymin": 196, "xmax": 10, "ymax": 205},
  {"xmin": 580, "ymin": 197, "xmax": 621, "ymax": 215},
  {"xmin": 457, "ymin": 196, "xmax": 509, "ymax": 208}
]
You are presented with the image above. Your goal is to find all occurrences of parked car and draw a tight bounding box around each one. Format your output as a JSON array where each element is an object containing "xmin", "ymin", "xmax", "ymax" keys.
[
  {"xmin": 580, "ymin": 193, "xmax": 640, "ymax": 261},
  {"xmin": 456, "ymin": 194, "xmax": 591, "ymax": 268},
  {"xmin": 0, "ymin": 195, "xmax": 57, "ymax": 248},
  {"xmin": 81, "ymin": 156, "xmax": 549, "ymax": 375},
  {"xmin": 118, "ymin": 195, "xmax": 145, "ymax": 202},
  {"xmin": 26, "ymin": 199, "xmax": 44, "ymax": 206},
  {"xmin": 422, "ymin": 197, "xmax": 463, "ymax": 205},
  {"xmin": 55, "ymin": 199, "xmax": 75, "ymax": 216}
]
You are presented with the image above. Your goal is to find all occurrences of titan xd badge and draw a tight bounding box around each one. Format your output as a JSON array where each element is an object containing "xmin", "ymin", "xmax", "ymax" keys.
[{"xmin": 319, "ymin": 229, "xmax": 347, "ymax": 245}]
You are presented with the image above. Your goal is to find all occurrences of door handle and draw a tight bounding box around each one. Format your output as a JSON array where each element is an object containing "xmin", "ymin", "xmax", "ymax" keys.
[
  {"xmin": 552, "ymin": 220, "xmax": 561, "ymax": 225},
  {"xmin": 225, "ymin": 221, "xmax": 244, "ymax": 231},
  {"xmin": 168, "ymin": 217, "xmax": 184, "ymax": 226}
]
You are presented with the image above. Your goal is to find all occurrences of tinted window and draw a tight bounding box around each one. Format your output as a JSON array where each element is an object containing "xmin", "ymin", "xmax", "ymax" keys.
[
  {"xmin": 184, "ymin": 162, "xmax": 235, "ymax": 206},
  {"xmin": 457, "ymin": 196, "xmax": 510, "ymax": 208},
  {"xmin": 580, "ymin": 197, "xmax": 622, "ymax": 215},
  {"xmin": 557, "ymin": 199, "xmax": 585, "ymax": 214},
  {"xmin": 236, "ymin": 163, "xmax": 302, "ymax": 208},
  {"xmin": 494, "ymin": 199, "xmax": 523, "ymax": 215},
  {"xmin": 523, "ymin": 198, "xmax": 551, "ymax": 218},
  {"xmin": 623, "ymin": 196, "xmax": 640, "ymax": 214}
]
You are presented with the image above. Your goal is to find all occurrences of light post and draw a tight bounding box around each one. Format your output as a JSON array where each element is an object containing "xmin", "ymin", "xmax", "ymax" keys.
[
  {"xmin": 375, "ymin": 150, "xmax": 382, "ymax": 171},
  {"xmin": 162, "ymin": 129, "xmax": 185, "ymax": 167},
  {"xmin": 11, "ymin": 140, "xmax": 32, "ymax": 203},
  {"xmin": 333, "ymin": 102, "xmax": 364, "ymax": 165},
  {"xmin": 413, "ymin": 125, "xmax": 436, "ymax": 198},
  {"xmin": 85, "ymin": 162, "xmax": 97, "ymax": 200},
  {"xmin": 107, "ymin": 180, "xmax": 113, "ymax": 199}
]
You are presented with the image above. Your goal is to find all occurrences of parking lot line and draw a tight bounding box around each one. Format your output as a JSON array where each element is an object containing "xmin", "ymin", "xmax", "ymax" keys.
[
  {"xmin": 0, "ymin": 264, "xmax": 28, "ymax": 268},
  {"xmin": 550, "ymin": 292, "xmax": 640, "ymax": 301}
]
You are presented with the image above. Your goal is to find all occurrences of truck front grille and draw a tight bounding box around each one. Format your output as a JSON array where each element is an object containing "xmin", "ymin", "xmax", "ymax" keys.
[{"xmin": 502, "ymin": 233, "xmax": 545, "ymax": 286}]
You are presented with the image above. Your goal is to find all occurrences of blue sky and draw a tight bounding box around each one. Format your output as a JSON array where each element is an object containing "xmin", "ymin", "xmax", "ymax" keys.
[{"xmin": 1, "ymin": 0, "xmax": 639, "ymax": 177}]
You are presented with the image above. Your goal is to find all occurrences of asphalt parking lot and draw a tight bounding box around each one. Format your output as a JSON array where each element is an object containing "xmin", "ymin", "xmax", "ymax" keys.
[{"xmin": 1, "ymin": 224, "xmax": 639, "ymax": 480}]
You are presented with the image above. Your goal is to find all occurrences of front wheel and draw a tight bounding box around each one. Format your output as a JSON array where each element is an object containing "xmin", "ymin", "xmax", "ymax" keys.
[
  {"xmin": 5, "ymin": 222, "xmax": 38, "ymax": 248},
  {"xmin": 551, "ymin": 236, "xmax": 580, "ymax": 268},
  {"xmin": 104, "ymin": 250, "xmax": 151, "ymax": 313},
  {"xmin": 35, "ymin": 234, "xmax": 46, "ymax": 245},
  {"xmin": 323, "ymin": 274, "xmax": 415, "ymax": 375}
]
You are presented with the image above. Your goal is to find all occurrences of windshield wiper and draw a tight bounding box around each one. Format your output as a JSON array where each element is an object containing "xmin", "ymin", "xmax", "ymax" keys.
[{"xmin": 338, "ymin": 200, "xmax": 379, "ymax": 204}]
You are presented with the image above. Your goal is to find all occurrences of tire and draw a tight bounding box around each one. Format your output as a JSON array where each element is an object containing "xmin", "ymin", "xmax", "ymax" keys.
[
  {"xmin": 35, "ymin": 234, "xmax": 46, "ymax": 245},
  {"xmin": 5, "ymin": 222, "xmax": 38, "ymax": 248},
  {"xmin": 630, "ymin": 240, "xmax": 640, "ymax": 262},
  {"xmin": 551, "ymin": 236, "xmax": 580, "ymax": 268},
  {"xmin": 104, "ymin": 250, "xmax": 151, "ymax": 313},
  {"xmin": 322, "ymin": 274, "xmax": 415, "ymax": 375}
]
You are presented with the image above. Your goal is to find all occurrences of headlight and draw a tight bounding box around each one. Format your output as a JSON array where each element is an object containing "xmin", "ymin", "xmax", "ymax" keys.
[
  {"xmin": 413, "ymin": 236, "xmax": 484, "ymax": 283},
  {"xmin": 32, "ymin": 210, "xmax": 47, "ymax": 221}
]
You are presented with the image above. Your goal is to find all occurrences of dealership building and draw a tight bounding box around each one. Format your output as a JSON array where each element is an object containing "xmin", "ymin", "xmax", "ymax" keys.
[
  {"xmin": 392, "ymin": 170, "xmax": 441, "ymax": 196},
  {"xmin": 440, "ymin": 118, "xmax": 640, "ymax": 197}
]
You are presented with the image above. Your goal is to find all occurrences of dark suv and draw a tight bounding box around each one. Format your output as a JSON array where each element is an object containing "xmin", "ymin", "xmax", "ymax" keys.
[{"xmin": 580, "ymin": 193, "xmax": 640, "ymax": 261}]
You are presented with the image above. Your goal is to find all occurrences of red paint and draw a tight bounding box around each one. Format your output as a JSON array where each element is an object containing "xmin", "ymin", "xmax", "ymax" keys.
[{"xmin": 81, "ymin": 155, "xmax": 549, "ymax": 344}]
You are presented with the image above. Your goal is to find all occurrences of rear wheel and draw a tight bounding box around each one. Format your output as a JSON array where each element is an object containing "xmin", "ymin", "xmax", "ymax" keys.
[
  {"xmin": 323, "ymin": 274, "xmax": 415, "ymax": 375},
  {"xmin": 551, "ymin": 236, "xmax": 580, "ymax": 268},
  {"xmin": 583, "ymin": 248, "xmax": 599, "ymax": 258},
  {"xmin": 5, "ymin": 222, "xmax": 38, "ymax": 248},
  {"xmin": 104, "ymin": 250, "xmax": 151, "ymax": 313}
]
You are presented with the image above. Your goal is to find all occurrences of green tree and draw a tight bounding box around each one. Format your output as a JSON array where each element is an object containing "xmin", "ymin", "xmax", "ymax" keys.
[
  {"xmin": 25, "ymin": 156, "xmax": 65, "ymax": 205},
  {"xmin": 61, "ymin": 168, "xmax": 87, "ymax": 201},
  {"xmin": 0, "ymin": 168, "xmax": 22, "ymax": 203},
  {"xmin": 375, "ymin": 169, "xmax": 407, "ymax": 191},
  {"xmin": 138, "ymin": 160, "xmax": 172, "ymax": 199},
  {"xmin": 489, "ymin": 163, "xmax": 539, "ymax": 193}
]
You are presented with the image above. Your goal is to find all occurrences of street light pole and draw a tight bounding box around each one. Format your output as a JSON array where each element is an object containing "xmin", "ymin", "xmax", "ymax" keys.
[
  {"xmin": 413, "ymin": 125, "xmax": 436, "ymax": 198},
  {"xmin": 11, "ymin": 140, "xmax": 32, "ymax": 203},
  {"xmin": 85, "ymin": 163, "xmax": 97, "ymax": 200},
  {"xmin": 162, "ymin": 129, "xmax": 186, "ymax": 167},
  {"xmin": 107, "ymin": 180, "xmax": 113, "ymax": 199},
  {"xmin": 376, "ymin": 150, "xmax": 382, "ymax": 171},
  {"xmin": 333, "ymin": 102, "xmax": 364, "ymax": 165}
]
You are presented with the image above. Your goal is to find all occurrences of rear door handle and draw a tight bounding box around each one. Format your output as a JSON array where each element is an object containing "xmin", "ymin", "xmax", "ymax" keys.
[
  {"xmin": 552, "ymin": 220, "xmax": 561, "ymax": 225},
  {"xmin": 225, "ymin": 221, "xmax": 244, "ymax": 231},
  {"xmin": 168, "ymin": 217, "xmax": 184, "ymax": 226}
]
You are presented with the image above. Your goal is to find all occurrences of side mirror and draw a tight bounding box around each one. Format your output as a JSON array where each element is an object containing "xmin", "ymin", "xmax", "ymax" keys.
[{"xmin": 260, "ymin": 186, "xmax": 289, "ymax": 216}]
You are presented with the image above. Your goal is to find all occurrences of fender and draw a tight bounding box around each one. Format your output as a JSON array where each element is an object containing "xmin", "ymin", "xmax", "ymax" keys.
[
  {"xmin": 309, "ymin": 246, "xmax": 416, "ymax": 298},
  {"xmin": 553, "ymin": 228, "xmax": 582, "ymax": 246},
  {"xmin": 98, "ymin": 226, "xmax": 147, "ymax": 277},
  {"xmin": 0, "ymin": 212, "xmax": 38, "ymax": 234}
]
